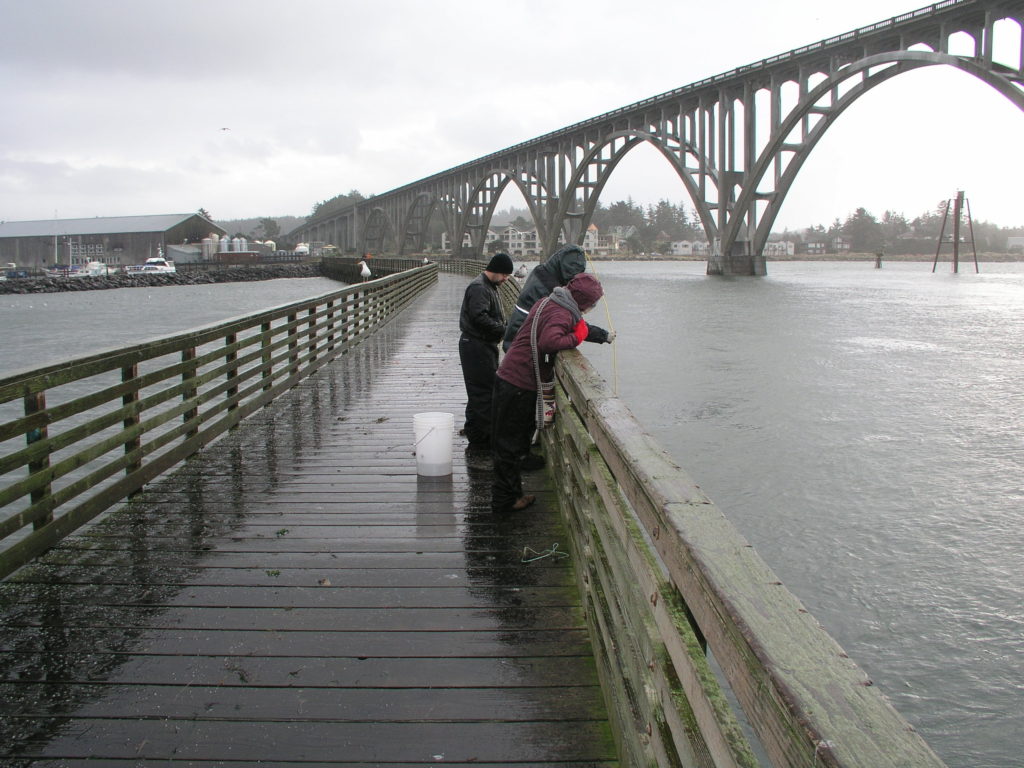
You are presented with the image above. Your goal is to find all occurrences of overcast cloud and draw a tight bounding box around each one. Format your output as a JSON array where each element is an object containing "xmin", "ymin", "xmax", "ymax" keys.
[{"xmin": 1, "ymin": 0, "xmax": 1022, "ymax": 229}]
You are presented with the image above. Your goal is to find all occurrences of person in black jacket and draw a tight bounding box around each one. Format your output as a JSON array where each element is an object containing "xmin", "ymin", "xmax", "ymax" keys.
[
  {"xmin": 502, "ymin": 243, "xmax": 610, "ymax": 351},
  {"xmin": 458, "ymin": 252, "xmax": 514, "ymax": 447}
]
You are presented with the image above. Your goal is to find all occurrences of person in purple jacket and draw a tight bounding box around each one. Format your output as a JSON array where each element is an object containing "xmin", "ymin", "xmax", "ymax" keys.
[{"xmin": 490, "ymin": 272, "xmax": 614, "ymax": 514}]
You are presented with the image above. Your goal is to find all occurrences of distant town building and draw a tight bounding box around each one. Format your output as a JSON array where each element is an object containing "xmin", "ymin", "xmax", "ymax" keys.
[
  {"xmin": 502, "ymin": 226, "xmax": 541, "ymax": 256},
  {"xmin": 832, "ymin": 235, "xmax": 851, "ymax": 252},
  {"xmin": 763, "ymin": 240, "xmax": 796, "ymax": 257},
  {"xmin": 668, "ymin": 240, "xmax": 711, "ymax": 256},
  {"xmin": 439, "ymin": 229, "xmax": 501, "ymax": 253},
  {"xmin": 0, "ymin": 213, "xmax": 224, "ymax": 271}
]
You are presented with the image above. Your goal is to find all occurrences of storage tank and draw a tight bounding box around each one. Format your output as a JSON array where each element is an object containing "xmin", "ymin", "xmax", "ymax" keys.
[{"xmin": 219, "ymin": 236, "xmax": 229, "ymax": 252}]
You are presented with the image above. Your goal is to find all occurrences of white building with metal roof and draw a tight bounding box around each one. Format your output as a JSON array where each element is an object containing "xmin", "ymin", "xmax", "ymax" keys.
[{"xmin": 0, "ymin": 213, "xmax": 225, "ymax": 271}]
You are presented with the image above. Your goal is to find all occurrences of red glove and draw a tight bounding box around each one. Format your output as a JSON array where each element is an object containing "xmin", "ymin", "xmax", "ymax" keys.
[{"xmin": 573, "ymin": 318, "xmax": 589, "ymax": 345}]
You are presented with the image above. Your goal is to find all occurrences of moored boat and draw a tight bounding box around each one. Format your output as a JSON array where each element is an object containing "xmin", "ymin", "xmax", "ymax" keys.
[{"xmin": 126, "ymin": 256, "xmax": 176, "ymax": 274}]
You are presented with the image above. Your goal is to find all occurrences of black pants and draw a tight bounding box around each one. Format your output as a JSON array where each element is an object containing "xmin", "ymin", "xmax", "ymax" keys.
[
  {"xmin": 491, "ymin": 376, "xmax": 537, "ymax": 512},
  {"xmin": 459, "ymin": 334, "xmax": 498, "ymax": 445}
]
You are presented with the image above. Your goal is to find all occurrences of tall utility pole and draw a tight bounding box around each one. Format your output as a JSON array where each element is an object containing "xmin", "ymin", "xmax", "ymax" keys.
[{"xmin": 932, "ymin": 190, "xmax": 979, "ymax": 273}]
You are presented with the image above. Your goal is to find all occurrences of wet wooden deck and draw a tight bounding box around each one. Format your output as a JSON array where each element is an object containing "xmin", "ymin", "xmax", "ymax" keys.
[{"xmin": 0, "ymin": 273, "xmax": 617, "ymax": 767}]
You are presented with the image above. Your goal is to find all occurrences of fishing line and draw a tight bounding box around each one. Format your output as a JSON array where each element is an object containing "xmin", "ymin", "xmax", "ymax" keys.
[
  {"xmin": 522, "ymin": 543, "xmax": 569, "ymax": 562},
  {"xmin": 584, "ymin": 251, "xmax": 618, "ymax": 395}
]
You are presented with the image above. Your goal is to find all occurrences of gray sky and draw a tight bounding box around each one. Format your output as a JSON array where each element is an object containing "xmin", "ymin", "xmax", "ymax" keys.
[{"xmin": 2, "ymin": 0, "xmax": 1022, "ymax": 230}]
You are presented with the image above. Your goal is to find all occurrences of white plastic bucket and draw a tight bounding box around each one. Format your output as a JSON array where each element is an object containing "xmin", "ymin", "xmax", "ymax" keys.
[{"xmin": 413, "ymin": 412, "xmax": 454, "ymax": 476}]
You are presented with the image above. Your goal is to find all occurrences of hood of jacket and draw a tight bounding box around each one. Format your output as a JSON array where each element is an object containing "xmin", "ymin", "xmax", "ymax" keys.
[
  {"xmin": 543, "ymin": 244, "xmax": 586, "ymax": 285},
  {"xmin": 566, "ymin": 273, "xmax": 603, "ymax": 312}
]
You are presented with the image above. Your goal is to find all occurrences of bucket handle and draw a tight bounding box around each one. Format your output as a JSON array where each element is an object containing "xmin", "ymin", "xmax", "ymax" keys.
[{"xmin": 414, "ymin": 426, "xmax": 436, "ymax": 450}]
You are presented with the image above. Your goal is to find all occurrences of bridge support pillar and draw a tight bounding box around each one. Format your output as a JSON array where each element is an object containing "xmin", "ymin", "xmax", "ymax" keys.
[{"xmin": 707, "ymin": 241, "xmax": 766, "ymax": 276}]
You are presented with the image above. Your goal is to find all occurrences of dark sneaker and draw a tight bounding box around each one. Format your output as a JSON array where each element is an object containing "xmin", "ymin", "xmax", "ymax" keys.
[
  {"xmin": 493, "ymin": 494, "xmax": 536, "ymax": 514},
  {"xmin": 511, "ymin": 494, "xmax": 536, "ymax": 511},
  {"xmin": 522, "ymin": 453, "xmax": 545, "ymax": 471}
]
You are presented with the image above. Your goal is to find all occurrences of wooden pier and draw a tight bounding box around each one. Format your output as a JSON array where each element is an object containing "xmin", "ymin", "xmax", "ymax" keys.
[
  {"xmin": 0, "ymin": 273, "xmax": 616, "ymax": 766},
  {"xmin": 1, "ymin": 261, "xmax": 952, "ymax": 767}
]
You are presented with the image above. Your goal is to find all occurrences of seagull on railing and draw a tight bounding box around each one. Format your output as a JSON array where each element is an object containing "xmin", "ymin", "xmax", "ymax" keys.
[{"xmin": 358, "ymin": 260, "xmax": 372, "ymax": 282}]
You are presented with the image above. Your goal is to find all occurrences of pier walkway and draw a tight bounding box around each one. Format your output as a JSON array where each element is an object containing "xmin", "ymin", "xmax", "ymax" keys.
[{"xmin": 0, "ymin": 273, "xmax": 616, "ymax": 766}]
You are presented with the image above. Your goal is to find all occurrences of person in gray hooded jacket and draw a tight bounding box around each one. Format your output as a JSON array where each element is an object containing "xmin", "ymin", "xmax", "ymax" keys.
[{"xmin": 501, "ymin": 244, "xmax": 610, "ymax": 351}]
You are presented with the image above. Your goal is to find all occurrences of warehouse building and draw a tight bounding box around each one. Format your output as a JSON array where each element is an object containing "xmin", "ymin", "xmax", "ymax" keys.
[{"xmin": 0, "ymin": 213, "xmax": 225, "ymax": 271}]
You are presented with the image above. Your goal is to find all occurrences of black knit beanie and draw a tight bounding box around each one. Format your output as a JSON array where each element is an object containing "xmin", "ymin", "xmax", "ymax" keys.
[{"xmin": 485, "ymin": 253, "xmax": 514, "ymax": 274}]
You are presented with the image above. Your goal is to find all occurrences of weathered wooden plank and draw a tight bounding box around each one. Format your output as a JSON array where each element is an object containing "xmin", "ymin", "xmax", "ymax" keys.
[
  {"xmin": 0, "ymin": 627, "xmax": 596, "ymax": 658},
  {"xmin": 1, "ymin": 654, "xmax": 600, "ymax": 688},
  {"xmin": 3, "ymin": 604, "xmax": 587, "ymax": 632},
  {"xmin": 9, "ymin": 720, "xmax": 616, "ymax": 764},
  {"xmin": 5, "ymin": 564, "xmax": 573, "ymax": 588},
  {"xmin": 3, "ymin": 683, "xmax": 606, "ymax": 720},
  {"xmin": 1, "ymin": 583, "xmax": 579, "ymax": 608},
  {"xmin": 2, "ymin": 760, "xmax": 613, "ymax": 768},
  {"xmin": 8, "ymin": 761, "xmax": 614, "ymax": 768}
]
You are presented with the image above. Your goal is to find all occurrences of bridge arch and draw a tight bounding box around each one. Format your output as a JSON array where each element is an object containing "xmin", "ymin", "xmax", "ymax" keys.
[
  {"xmin": 452, "ymin": 169, "xmax": 552, "ymax": 256},
  {"xmin": 396, "ymin": 192, "xmax": 435, "ymax": 254},
  {"xmin": 556, "ymin": 130, "xmax": 719, "ymax": 252},
  {"xmin": 725, "ymin": 43, "xmax": 1024, "ymax": 260},
  {"xmin": 363, "ymin": 207, "xmax": 396, "ymax": 255}
]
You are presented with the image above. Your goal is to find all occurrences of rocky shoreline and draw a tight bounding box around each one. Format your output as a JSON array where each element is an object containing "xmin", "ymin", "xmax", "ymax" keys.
[{"xmin": 0, "ymin": 263, "xmax": 327, "ymax": 294}]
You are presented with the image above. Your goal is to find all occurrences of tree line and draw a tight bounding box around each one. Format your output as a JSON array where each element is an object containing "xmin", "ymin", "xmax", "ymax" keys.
[
  {"xmin": 778, "ymin": 204, "xmax": 1024, "ymax": 254},
  {"xmin": 503, "ymin": 198, "xmax": 1024, "ymax": 254}
]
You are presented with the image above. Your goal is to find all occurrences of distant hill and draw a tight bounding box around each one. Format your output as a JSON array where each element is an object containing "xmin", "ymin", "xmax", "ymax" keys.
[{"xmin": 215, "ymin": 215, "xmax": 306, "ymax": 243}]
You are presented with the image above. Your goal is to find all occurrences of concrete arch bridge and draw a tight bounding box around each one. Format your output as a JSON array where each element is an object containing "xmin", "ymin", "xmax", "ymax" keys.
[{"xmin": 292, "ymin": 0, "xmax": 1024, "ymax": 275}]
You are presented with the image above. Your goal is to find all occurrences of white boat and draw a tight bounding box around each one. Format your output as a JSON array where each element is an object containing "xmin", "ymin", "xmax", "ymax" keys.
[
  {"xmin": 81, "ymin": 261, "xmax": 118, "ymax": 276},
  {"xmin": 127, "ymin": 256, "xmax": 176, "ymax": 274}
]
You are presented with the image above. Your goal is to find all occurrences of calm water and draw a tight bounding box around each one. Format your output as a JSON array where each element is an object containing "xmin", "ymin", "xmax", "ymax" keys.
[
  {"xmin": 0, "ymin": 276, "xmax": 343, "ymax": 374},
  {"xmin": 1, "ymin": 265, "xmax": 1021, "ymax": 766},
  {"xmin": 581, "ymin": 260, "xmax": 1023, "ymax": 768}
]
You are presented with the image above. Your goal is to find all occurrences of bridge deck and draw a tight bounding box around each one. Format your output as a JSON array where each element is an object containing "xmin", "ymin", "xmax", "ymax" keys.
[{"xmin": 0, "ymin": 273, "xmax": 617, "ymax": 767}]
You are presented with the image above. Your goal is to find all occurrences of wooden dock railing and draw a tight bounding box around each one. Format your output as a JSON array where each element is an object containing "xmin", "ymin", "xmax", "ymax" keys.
[
  {"xmin": 0, "ymin": 264, "xmax": 437, "ymax": 580},
  {"xmin": 546, "ymin": 348, "xmax": 948, "ymax": 768}
]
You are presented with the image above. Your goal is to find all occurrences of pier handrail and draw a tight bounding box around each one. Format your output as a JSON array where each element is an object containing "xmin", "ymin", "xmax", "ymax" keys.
[
  {"xmin": 547, "ymin": 349, "xmax": 947, "ymax": 767},
  {"xmin": 0, "ymin": 264, "xmax": 437, "ymax": 579}
]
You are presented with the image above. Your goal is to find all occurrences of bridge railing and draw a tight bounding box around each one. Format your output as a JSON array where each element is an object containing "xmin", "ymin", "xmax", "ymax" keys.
[
  {"xmin": 546, "ymin": 349, "xmax": 947, "ymax": 767},
  {"xmin": 0, "ymin": 264, "xmax": 438, "ymax": 580}
]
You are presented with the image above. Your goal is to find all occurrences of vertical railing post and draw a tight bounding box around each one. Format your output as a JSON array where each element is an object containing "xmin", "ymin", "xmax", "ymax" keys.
[
  {"xmin": 24, "ymin": 391, "xmax": 53, "ymax": 528},
  {"xmin": 182, "ymin": 347, "xmax": 198, "ymax": 440},
  {"xmin": 352, "ymin": 291, "xmax": 363, "ymax": 342},
  {"xmin": 287, "ymin": 312, "xmax": 298, "ymax": 376},
  {"xmin": 225, "ymin": 333, "xmax": 238, "ymax": 412},
  {"xmin": 122, "ymin": 364, "xmax": 142, "ymax": 497},
  {"xmin": 262, "ymin": 321, "xmax": 273, "ymax": 392},
  {"xmin": 325, "ymin": 299, "xmax": 336, "ymax": 354},
  {"xmin": 307, "ymin": 306, "xmax": 317, "ymax": 365},
  {"xmin": 341, "ymin": 295, "xmax": 351, "ymax": 347}
]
